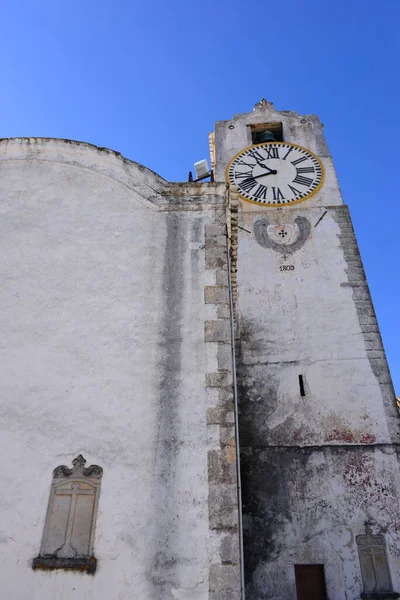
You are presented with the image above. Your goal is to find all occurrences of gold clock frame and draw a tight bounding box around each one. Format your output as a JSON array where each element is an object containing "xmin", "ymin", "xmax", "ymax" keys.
[{"xmin": 226, "ymin": 141, "xmax": 325, "ymax": 207}]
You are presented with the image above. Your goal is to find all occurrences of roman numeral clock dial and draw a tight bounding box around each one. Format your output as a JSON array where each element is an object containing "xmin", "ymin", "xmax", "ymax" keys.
[{"xmin": 226, "ymin": 142, "xmax": 325, "ymax": 205}]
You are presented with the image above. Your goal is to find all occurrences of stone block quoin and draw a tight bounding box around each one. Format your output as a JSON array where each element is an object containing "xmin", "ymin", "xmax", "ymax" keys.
[{"xmin": 204, "ymin": 209, "xmax": 241, "ymax": 599}]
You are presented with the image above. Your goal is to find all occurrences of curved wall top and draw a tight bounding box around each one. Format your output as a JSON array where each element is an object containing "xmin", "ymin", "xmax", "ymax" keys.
[{"xmin": 0, "ymin": 137, "xmax": 226, "ymax": 211}]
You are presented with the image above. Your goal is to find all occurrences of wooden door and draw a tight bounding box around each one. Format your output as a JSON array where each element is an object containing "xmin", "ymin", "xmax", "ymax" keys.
[{"xmin": 295, "ymin": 565, "xmax": 327, "ymax": 600}]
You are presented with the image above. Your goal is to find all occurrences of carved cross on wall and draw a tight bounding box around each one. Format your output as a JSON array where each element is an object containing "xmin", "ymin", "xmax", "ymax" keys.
[{"xmin": 55, "ymin": 482, "xmax": 96, "ymax": 558}]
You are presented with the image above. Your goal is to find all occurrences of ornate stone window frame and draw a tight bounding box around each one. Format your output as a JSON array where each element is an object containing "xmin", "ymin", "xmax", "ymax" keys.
[
  {"xmin": 357, "ymin": 524, "xmax": 399, "ymax": 600},
  {"xmin": 32, "ymin": 455, "xmax": 103, "ymax": 575}
]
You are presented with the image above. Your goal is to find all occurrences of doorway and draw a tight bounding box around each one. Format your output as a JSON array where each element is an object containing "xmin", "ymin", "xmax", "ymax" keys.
[{"xmin": 295, "ymin": 565, "xmax": 327, "ymax": 600}]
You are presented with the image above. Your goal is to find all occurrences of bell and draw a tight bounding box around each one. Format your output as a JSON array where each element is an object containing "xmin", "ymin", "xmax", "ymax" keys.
[{"xmin": 257, "ymin": 130, "xmax": 276, "ymax": 143}]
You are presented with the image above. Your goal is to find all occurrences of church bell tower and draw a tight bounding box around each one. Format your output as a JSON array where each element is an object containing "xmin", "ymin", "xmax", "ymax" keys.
[{"xmin": 212, "ymin": 99, "xmax": 400, "ymax": 600}]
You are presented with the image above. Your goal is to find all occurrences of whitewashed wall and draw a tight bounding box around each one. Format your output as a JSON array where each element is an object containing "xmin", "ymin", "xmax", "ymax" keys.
[{"xmin": 0, "ymin": 139, "xmax": 240, "ymax": 599}]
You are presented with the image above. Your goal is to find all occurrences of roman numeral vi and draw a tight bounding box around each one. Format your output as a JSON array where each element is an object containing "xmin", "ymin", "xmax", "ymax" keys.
[{"xmin": 272, "ymin": 187, "xmax": 285, "ymax": 201}]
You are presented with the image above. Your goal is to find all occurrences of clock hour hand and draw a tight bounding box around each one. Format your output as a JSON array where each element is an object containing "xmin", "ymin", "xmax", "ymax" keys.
[
  {"xmin": 253, "ymin": 169, "xmax": 277, "ymax": 178},
  {"xmin": 258, "ymin": 162, "xmax": 277, "ymax": 174}
]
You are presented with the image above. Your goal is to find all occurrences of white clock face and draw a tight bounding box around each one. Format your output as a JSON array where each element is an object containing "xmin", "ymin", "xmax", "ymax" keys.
[{"xmin": 226, "ymin": 142, "xmax": 324, "ymax": 206}]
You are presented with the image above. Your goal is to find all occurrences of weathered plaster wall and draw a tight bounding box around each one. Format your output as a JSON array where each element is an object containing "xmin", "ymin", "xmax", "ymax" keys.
[
  {"xmin": 235, "ymin": 203, "xmax": 400, "ymax": 599},
  {"xmin": 0, "ymin": 139, "xmax": 240, "ymax": 599},
  {"xmin": 237, "ymin": 206, "xmax": 400, "ymax": 448},
  {"xmin": 241, "ymin": 445, "xmax": 400, "ymax": 600}
]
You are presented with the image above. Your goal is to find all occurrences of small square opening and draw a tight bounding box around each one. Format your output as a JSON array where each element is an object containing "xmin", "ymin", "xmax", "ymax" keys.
[{"xmin": 250, "ymin": 122, "xmax": 283, "ymax": 144}]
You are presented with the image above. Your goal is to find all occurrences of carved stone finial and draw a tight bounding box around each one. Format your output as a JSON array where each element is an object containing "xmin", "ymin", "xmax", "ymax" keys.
[
  {"xmin": 365, "ymin": 522, "xmax": 374, "ymax": 536},
  {"xmin": 72, "ymin": 454, "xmax": 86, "ymax": 467},
  {"xmin": 254, "ymin": 98, "xmax": 274, "ymax": 111},
  {"xmin": 53, "ymin": 455, "xmax": 103, "ymax": 479}
]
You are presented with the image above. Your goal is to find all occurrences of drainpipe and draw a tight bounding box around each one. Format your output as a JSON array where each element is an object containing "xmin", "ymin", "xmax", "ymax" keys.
[{"xmin": 226, "ymin": 226, "xmax": 246, "ymax": 600}]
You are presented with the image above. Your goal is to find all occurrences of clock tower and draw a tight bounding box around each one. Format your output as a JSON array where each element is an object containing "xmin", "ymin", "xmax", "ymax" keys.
[
  {"xmin": 0, "ymin": 101, "xmax": 398, "ymax": 600},
  {"xmin": 212, "ymin": 100, "xmax": 400, "ymax": 599}
]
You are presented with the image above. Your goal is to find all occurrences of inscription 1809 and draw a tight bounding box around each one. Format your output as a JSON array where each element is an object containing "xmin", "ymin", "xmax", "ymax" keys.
[{"xmin": 279, "ymin": 265, "xmax": 295, "ymax": 272}]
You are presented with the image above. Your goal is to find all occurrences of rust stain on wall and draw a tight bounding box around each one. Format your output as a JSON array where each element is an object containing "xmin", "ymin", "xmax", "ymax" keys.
[{"xmin": 225, "ymin": 438, "xmax": 237, "ymax": 464}]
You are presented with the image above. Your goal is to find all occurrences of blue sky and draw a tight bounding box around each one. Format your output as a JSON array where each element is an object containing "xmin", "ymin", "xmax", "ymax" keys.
[{"xmin": 1, "ymin": 0, "xmax": 399, "ymax": 391}]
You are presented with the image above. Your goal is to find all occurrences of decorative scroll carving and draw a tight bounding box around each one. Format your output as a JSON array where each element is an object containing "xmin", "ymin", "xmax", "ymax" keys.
[
  {"xmin": 33, "ymin": 455, "xmax": 102, "ymax": 574},
  {"xmin": 254, "ymin": 216, "xmax": 311, "ymax": 254},
  {"xmin": 357, "ymin": 524, "xmax": 399, "ymax": 599},
  {"xmin": 53, "ymin": 454, "xmax": 103, "ymax": 479}
]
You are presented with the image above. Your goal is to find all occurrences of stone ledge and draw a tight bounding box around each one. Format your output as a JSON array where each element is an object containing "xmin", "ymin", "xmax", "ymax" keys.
[{"xmin": 32, "ymin": 556, "xmax": 97, "ymax": 574}]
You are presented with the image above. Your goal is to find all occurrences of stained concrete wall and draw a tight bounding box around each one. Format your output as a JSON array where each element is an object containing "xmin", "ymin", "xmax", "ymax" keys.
[
  {"xmin": 0, "ymin": 139, "xmax": 240, "ymax": 599},
  {"xmin": 213, "ymin": 102, "xmax": 400, "ymax": 599}
]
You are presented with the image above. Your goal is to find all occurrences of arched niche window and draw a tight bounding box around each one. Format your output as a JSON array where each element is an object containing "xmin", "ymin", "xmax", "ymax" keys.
[{"xmin": 32, "ymin": 455, "xmax": 103, "ymax": 574}]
